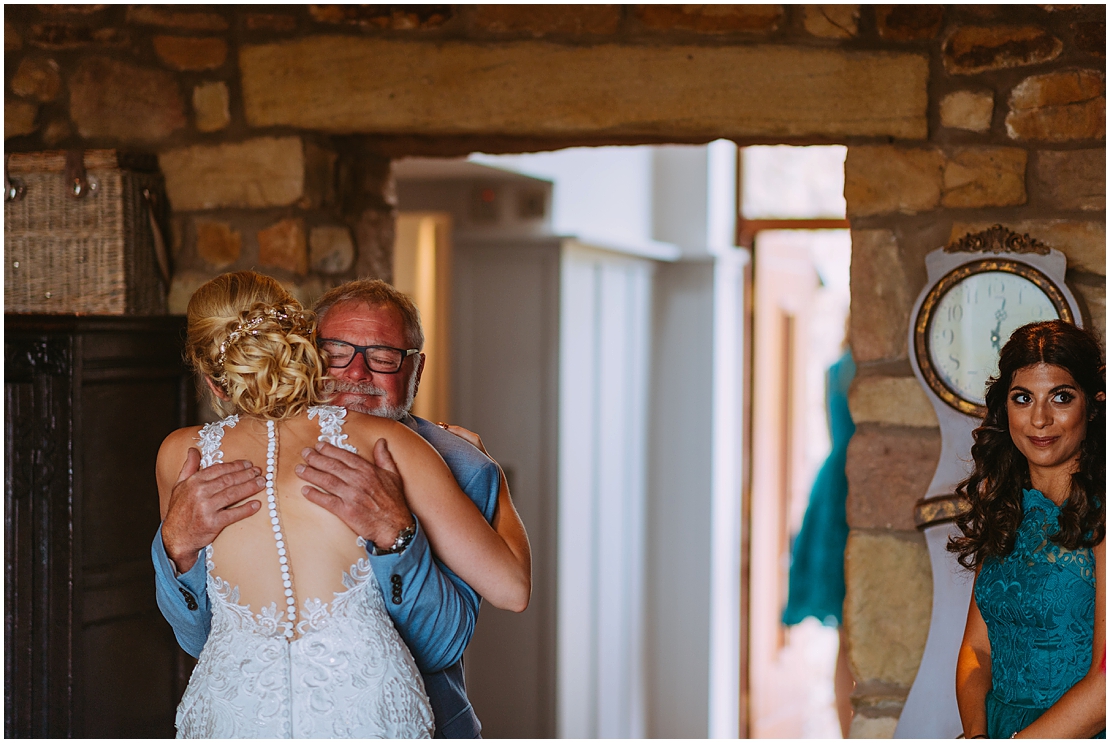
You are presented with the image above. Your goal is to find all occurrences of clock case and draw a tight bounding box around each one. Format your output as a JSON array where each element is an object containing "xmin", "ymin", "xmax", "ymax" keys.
[{"xmin": 895, "ymin": 226, "xmax": 1084, "ymax": 739}]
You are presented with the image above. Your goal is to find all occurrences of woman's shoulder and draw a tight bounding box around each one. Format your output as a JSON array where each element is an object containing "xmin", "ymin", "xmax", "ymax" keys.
[
  {"xmin": 159, "ymin": 425, "xmax": 204, "ymax": 456},
  {"xmin": 333, "ymin": 409, "xmax": 438, "ymax": 459},
  {"xmin": 338, "ymin": 408, "xmax": 412, "ymax": 438}
]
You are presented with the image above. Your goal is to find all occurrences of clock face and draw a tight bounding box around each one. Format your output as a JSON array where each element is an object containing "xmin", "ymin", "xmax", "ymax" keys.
[{"xmin": 915, "ymin": 259, "xmax": 1072, "ymax": 415}]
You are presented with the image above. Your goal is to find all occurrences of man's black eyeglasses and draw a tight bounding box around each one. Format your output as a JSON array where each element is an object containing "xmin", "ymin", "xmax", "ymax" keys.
[{"xmin": 319, "ymin": 339, "xmax": 420, "ymax": 374}]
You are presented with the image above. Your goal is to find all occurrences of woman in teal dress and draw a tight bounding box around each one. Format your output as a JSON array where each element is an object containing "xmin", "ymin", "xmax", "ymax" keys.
[{"xmin": 950, "ymin": 321, "xmax": 1105, "ymax": 739}]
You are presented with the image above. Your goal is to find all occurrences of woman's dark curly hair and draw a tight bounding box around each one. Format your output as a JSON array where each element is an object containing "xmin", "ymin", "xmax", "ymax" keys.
[{"xmin": 948, "ymin": 320, "xmax": 1105, "ymax": 570}]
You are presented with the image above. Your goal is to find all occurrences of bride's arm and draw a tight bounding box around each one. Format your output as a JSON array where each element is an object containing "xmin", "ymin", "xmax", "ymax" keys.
[
  {"xmin": 376, "ymin": 423, "xmax": 531, "ymax": 612},
  {"xmin": 436, "ymin": 423, "xmax": 531, "ymax": 560},
  {"xmin": 388, "ymin": 433, "xmax": 531, "ymax": 612}
]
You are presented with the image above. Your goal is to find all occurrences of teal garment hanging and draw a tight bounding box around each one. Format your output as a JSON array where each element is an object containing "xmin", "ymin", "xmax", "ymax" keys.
[{"xmin": 782, "ymin": 351, "xmax": 855, "ymax": 628}]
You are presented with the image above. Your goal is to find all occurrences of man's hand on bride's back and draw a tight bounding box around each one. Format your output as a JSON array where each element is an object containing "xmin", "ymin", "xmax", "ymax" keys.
[
  {"xmin": 162, "ymin": 447, "xmax": 265, "ymax": 573},
  {"xmin": 296, "ymin": 440, "xmax": 416, "ymax": 552}
]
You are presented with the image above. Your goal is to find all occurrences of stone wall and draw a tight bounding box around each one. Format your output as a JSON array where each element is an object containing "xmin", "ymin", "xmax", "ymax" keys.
[
  {"xmin": 5, "ymin": 4, "xmax": 1104, "ymax": 736},
  {"xmin": 841, "ymin": 7, "xmax": 1104, "ymax": 734}
]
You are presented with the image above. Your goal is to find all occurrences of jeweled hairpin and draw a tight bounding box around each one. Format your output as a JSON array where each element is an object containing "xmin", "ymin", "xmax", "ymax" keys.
[{"xmin": 215, "ymin": 307, "xmax": 295, "ymax": 372}]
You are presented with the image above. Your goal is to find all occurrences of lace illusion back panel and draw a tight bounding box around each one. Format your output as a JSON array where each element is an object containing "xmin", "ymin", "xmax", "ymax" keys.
[
  {"xmin": 175, "ymin": 405, "xmax": 434, "ymax": 739},
  {"xmin": 975, "ymin": 488, "xmax": 1100, "ymax": 738}
]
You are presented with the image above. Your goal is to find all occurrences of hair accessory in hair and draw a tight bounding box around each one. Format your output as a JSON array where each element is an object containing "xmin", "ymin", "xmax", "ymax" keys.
[{"xmin": 216, "ymin": 306, "xmax": 301, "ymax": 374}]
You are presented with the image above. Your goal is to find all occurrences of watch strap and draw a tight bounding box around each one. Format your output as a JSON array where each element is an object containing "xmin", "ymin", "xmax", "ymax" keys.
[{"xmin": 371, "ymin": 523, "xmax": 416, "ymax": 556}]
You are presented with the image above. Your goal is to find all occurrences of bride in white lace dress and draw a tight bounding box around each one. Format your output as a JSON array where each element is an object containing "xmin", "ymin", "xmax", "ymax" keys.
[{"xmin": 155, "ymin": 272, "xmax": 531, "ymax": 738}]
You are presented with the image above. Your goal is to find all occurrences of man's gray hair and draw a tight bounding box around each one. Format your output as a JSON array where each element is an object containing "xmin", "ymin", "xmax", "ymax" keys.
[{"xmin": 312, "ymin": 279, "xmax": 425, "ymax": 350}]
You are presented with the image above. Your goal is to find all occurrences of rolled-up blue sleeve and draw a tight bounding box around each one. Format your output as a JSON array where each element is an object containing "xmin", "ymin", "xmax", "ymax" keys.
[
  {"xmin": 152, "ymin": 524, "xmax": 211, "ymax": 658},
  {"xmin": 368, "ymin": 518, "xmax": 480, "ymax": 673}
]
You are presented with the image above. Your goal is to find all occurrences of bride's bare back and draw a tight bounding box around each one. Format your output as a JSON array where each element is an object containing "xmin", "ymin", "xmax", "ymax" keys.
[
  {"xmin": 159, "ymin": 406, "xmax": 530, "ymax": 625},
  {"xmin": 206, "ymin": 411, "xmax": 377, "ymax": 630}
]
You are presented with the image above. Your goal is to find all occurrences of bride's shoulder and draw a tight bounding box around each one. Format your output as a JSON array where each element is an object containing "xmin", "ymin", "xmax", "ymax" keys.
[
  {"xmin": 335, "ymin": 410, "xmax": 427, "ymax": 450},
  {"xmin": 159, "ymin": 425, "xmax": 204, "ymax": 457},
  {"xmin": 338, "ymin": 408, "xmax": 408, "ymax": 436}
]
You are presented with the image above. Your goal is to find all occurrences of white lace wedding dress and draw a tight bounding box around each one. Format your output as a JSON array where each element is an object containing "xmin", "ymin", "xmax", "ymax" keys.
[{"xmin": 175, "ymin": 406, "xmax": 434, "ymax": 738}]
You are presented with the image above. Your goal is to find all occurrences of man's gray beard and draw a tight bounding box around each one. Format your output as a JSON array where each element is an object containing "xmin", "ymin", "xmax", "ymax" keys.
[{"xmin": 324, "ymin": 372, "xmax": 418, "ymax": 421}]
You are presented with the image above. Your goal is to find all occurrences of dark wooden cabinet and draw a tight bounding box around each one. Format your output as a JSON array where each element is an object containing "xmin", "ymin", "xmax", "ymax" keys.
[{"xmin": 5, "ymin": 315, "xmax": 196, "ymax": 738}]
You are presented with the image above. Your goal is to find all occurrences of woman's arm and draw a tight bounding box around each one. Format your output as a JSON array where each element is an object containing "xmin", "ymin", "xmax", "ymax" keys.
[
  {"xmin": 956, "ymin": 575, "xmax": 993, "ymax": 739},
  {"xmin": 1013, "ymin": 538, "xmax": 1106, "ymax": 739},
  {"xmin": 438, "ymin": 423, "xmax": 532, "ymax": 574},
  {"xmin": 373, "ymin": 422, "xmax": 531, "ymax": 612}
]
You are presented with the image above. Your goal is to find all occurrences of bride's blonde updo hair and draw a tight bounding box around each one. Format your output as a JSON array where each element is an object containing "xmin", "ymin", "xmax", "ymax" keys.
[{"xmin": 185, "ymin": 271, "xmax": 326, "ymax": 420}]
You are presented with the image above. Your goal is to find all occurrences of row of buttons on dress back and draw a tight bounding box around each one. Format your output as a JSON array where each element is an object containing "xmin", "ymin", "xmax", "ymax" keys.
[{"xmin": 266, "ymin": 420, "xmax": 297, "ymax": 638}]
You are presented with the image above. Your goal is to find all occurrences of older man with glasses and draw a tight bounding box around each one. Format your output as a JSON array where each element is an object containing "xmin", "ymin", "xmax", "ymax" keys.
[{"xmin": 153, "ymin": 279, "xmax": 528, "ymax": 738}]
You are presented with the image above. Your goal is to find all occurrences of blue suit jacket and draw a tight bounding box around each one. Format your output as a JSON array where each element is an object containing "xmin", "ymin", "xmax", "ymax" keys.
[{"xmin": 152, "ymin": 414, "xmax": 499, "ymax": 738}]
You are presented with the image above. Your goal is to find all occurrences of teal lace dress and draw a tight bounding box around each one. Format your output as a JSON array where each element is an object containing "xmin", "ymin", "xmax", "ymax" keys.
[
  {"xmin": 975, "ymin": 488, "xmax": 1103, "ymax": 738},
  {"xmin": 782, "ymin": 352, "xmax": 855, "ymax": 627}
]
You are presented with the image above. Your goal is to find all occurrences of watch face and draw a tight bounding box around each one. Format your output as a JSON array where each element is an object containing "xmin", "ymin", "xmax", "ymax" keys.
[{"xmin": 916, "ymin": 260, "xmax": 1072, "ymax": 415}]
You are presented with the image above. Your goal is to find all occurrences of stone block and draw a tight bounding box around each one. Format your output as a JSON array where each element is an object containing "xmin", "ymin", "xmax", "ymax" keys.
[
  {"xmin": 193, "ymin": 81, "xmax": 230, "ymax": 132},
  {"xmin": 159, "ymin": 137, "xmax": 306, "ymax": 211},
  {"xmin": 1074, "ymin": 21, "xmax": 1105, "ymax": 57},
  {"xmin": 168, "ymin": 270, "xmax": 211, "ymax": 315},
  {"xmin": 1075, "ymin": 282, "xmax": 1106, "ymax": 342},
  {"xmin": 844, "ymin": 531, "xmax": 931, "ymax": 687},
  {"xmin": 125, "ymin": 6, "xmax": 228, "ymax": 31},
  {"xmin": 244, "ymin": 14, "xmax": 299, "ymax": 32},
  {"xmin": 1029, "ymin": 149, "xmax": 1104, "ymax": 211},
  {"xmin": 307, "ymin": 5, "xmax": 452, "ymax": 30},
  {"xmin": 635, "ymin": 4, "xmax": 783, "ymax": 34},
  {"xmin": 5, "ymin": 99, "xmax": 38, "ymax": 138},
  {"xmin": 850, "ymin": 230, "xmax": 913, "ymax": 363},
  {"xmin": 195, "ymin": 220, "xmax": 241, "ymax": 269},
  {"xmin": 153, "ymin": 35, "xmax": 228, "ymax": 71},
  {"xmin": 287, "ymin": 276, "xmax": 327, "ymax": 310},
  {"xmin": 69, "ymin": 56, "xmax": 186, "ymax": 143},
  {"xmin": 353, "ymin": 208, "xmax": 395, "ymax": 281},
  {"xmin": 309, "ymin": 225, "xmax": 356, "ymax": 274},
  {"xmin": 846, "ymin": 425, "xmax": 941, "ymax": 530},
  {"xmin": 258, "ymin": 218, "xmax": 308, "ymax": 275},
  {"xmin": 849, "ymin": 376, "xmax": 937, "ymax": 428},
  {"xmin": 802, "ymin": 5, "xmax": 859, "ymax": 38},
  {"xmin": 941, "ymin": 147, "xmax": 1026, "ymax": 208},
  {"xmin": 471, "ymin": 5, "xmax": 621, "ymax": 36},
  {"xmin": 939, "ymin": 89, "xmax": 993, "ymax": 132},
  {"xmin": 302, "ymin": 141, "xmax": 338, "ymax": 209},
  {"xmin": 875, "ymin": 5, "xmax": 945, "ymax": 41},
  {"xmin": 10, "ymin": 57, "xmax": 62, "ymax": 102},
  {"xmin": 848, "ymin": 714, "xmax": 900, "ymax": 738},
  {"xmin": 950, "ymin": 219, "xmax": 1105, "ymax": 277},
  {"xmin": 27, "ymin": 22, "xmax": 128, "ymax": 49},
  {"xmin": 6, "ymin": 21, "xmax": 22, "ymax": 51},
  {"xmin": 240, "ymin": 39, "xmax": 929, "ymax": 140},
  {"xmin": 943, "ymin": 26, "xmax": 1062, "ymax": 75},
  {"xmin": 1006, "ymin": 69, "xmax": 1105, "ymax": 142},
  {"xmin": 42, "ymin": 119, "xmax": 72, "ymax": 146},
  {"xmin": 844, "ymin": 147, "xmax": 943, "ymax": 217}
]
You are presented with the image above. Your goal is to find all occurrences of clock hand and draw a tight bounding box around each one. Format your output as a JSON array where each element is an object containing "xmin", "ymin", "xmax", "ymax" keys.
[{"xmin": 991, "ymin": 319, "xmax": 1002, "ymax": 351}]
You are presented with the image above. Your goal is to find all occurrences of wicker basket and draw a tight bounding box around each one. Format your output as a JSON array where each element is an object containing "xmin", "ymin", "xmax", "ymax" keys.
[{"xmin": 5, "ymin": 150, "xmax": 169, "ymax": 315}]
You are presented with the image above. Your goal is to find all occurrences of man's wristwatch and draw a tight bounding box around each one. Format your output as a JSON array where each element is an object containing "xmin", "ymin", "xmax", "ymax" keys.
[{"xmin": 371, "ymin": 523, "xmax": 416, "ymax": 556}]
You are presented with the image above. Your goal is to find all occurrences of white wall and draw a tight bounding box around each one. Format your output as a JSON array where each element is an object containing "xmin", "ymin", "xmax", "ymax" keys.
[
  {"xmin": 557, "ymin": 242, "xmax": 653, "ymax": 739},
  {"xmin": 463, "ymin": 144, "xmax": 743, "ymax": 738},
  {"xmin": 645, "ymin": 260, "xmax": 716, "ymax": 738},
  {"xmin": 471, "ymin": 146, "xmax": 654, "ymax": 248}
]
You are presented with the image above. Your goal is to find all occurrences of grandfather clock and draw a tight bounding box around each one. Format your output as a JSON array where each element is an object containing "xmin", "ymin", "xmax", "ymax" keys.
[
  {"xmin": 895, "ymin": 226, "xmax": 1083, "ymax": 738},
  {"xmin": 5, "ymin": 314, "xmax": 196, "ymax": 737}
]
